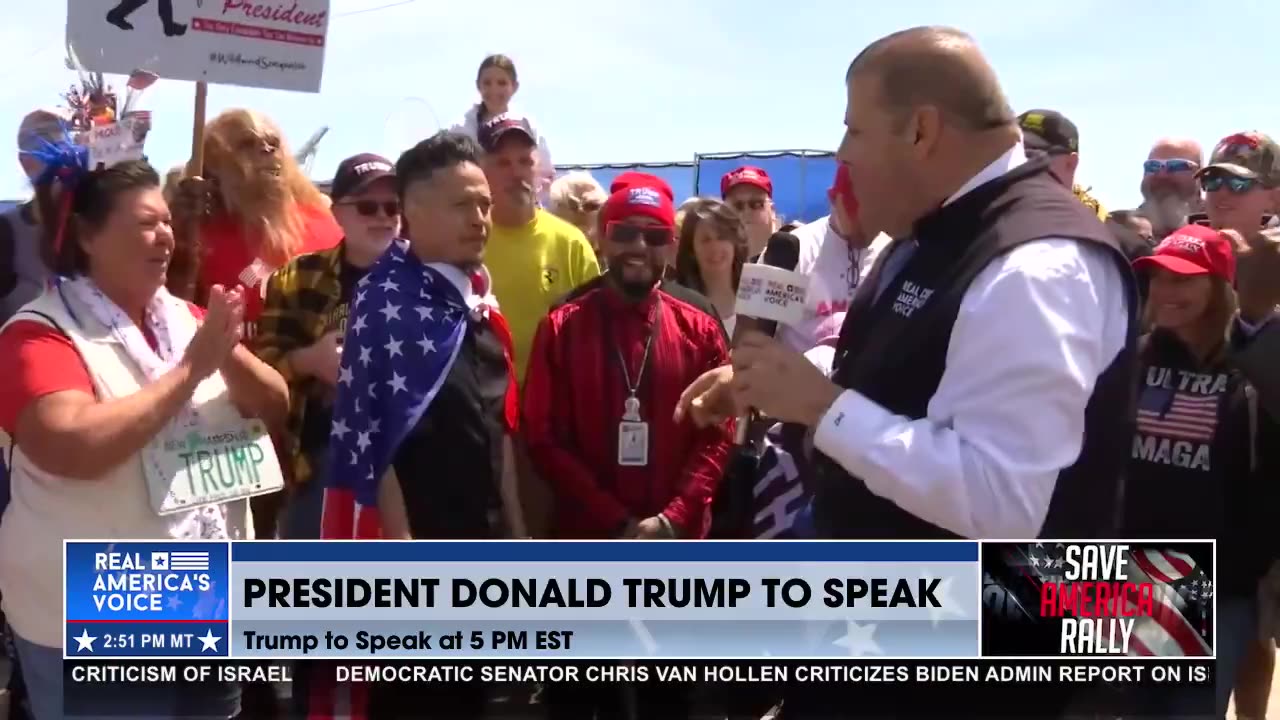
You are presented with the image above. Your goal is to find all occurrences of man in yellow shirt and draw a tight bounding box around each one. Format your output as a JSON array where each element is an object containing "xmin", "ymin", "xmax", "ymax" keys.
[{"xmin": 478, "ymin": 113, "xmax": 600, "ymax": 381}]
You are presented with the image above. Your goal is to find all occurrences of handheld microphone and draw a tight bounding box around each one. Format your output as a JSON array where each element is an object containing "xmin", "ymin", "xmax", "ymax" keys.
[{"xmin": 730, "ymin": 231, "xmax": 808, "ymax": 444}]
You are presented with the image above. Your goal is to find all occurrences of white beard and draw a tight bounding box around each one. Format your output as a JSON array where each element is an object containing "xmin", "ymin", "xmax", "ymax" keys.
[{"xmin": 1140, "ymin": 194, "xmax": 1192, "ymax": 236}]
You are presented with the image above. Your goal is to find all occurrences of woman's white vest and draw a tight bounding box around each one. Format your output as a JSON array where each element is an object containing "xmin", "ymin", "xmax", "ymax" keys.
[{"xmin": 0, "ymin": 288, "xmax": 255, "ymax": 648}]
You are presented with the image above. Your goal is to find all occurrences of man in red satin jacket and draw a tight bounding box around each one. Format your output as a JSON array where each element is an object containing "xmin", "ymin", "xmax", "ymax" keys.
[{"xmin": 522, "ymin": 181, "xmax": 733, "ymax": 541}]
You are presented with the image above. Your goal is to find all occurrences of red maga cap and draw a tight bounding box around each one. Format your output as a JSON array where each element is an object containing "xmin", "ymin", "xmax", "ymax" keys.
[{"xmin": 1133, "ymin": 224, "xmax": 1236, "ymax": 283}]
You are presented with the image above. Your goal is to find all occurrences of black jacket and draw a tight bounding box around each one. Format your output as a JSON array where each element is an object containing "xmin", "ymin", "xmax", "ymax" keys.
[{"xmin": 1124, "ymin": 329, "xmax": 1280, "ymax": 595}]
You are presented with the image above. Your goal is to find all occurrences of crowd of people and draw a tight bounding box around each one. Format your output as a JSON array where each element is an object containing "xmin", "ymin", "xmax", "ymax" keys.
[{"xmin": 0, "ymin": 26, "xmax": 1277, "ymax": 720}]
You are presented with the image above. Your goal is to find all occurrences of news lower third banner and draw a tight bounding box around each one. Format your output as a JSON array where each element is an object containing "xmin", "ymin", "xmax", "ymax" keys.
[{"xmin": 63, "ymin": 540, "xmax": 1214, "ymax": 661}]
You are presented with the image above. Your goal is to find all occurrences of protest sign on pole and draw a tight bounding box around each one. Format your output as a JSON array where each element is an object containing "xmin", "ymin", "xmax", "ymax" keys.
[{"xmin": 66, "ymin": 0, "xmax": 331, "ymax": 93}]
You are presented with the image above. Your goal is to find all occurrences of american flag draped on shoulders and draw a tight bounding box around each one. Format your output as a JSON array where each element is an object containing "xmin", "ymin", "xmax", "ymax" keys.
[
  {"xmin": 310, "ymin": 243, "xmax": 519, "ymax": 720},
  {"xmin": 320, "ymin": 241, "xmax": 517, "ymax": 540}
]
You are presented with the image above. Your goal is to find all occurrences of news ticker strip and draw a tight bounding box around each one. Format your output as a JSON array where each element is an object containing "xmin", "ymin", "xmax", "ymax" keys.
[
  {"xmin": 65, "ymin": 659, "xmax": 1212, "ymax": 687},
  {"xmin": 64, "ymin": 540, "xmax": 1214, "ymax": 661},
  {"xmin": 62, "ymin": 659, "xmax": 1217, "ymax": 718}
]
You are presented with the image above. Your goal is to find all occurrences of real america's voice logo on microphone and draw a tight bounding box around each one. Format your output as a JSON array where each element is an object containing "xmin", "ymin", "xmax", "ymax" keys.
[{"xmin": 736, "ymin": 264, "xmax": 809, "ymax": 326}]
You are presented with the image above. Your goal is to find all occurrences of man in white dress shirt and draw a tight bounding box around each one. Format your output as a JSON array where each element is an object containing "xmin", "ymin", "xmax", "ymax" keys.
[{"xmin": 677, "ymin": 26, "xmax": 1136, "ymax": 548}]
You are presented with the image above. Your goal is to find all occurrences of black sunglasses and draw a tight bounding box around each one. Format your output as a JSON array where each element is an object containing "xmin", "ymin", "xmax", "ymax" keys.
[
  {"xmin": 340, "ymin": 200, "xmax": 400, "ymax": 217},
  {"xmin": 607, "ymin": 221, "xmax": 673, "ymax": 247}
]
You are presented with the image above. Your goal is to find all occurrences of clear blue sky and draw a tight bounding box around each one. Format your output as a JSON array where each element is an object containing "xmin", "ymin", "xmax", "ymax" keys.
[{"xmin": 1, "ymin": 1, "xmax": 1274, "ymax": 209}]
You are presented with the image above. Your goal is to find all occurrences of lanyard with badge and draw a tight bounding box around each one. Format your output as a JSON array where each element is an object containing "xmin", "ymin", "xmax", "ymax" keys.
[{"xmin": 611, "ymin": 299, "xmax": 661, "ymax": 467}]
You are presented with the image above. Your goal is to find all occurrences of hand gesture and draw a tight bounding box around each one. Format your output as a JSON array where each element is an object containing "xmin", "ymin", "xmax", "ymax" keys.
[
  {"xmin": 170, "ymin": 175, "xmax": 217, "ymax": 228},
  {"xmin": 633, "ymin": 516, "xmax": 670, "ymax": 540},
  {"xmin": 299, "ymin": 331, "xmax": 343, "ymax": 386},
  {"xmin": 673, "ymin": 365, "xmax": 739, "ymax": 428},
  {"xmin": 1229, "ymin": 228, "xmax": 1280, "ymax": 323},
  {"xmin": 184, "ymin": 285, "xmax": 244, "ymax": 380},
  {"xmin": 729, "ymin": 330, "xmax": 843, "ymax": 426}
]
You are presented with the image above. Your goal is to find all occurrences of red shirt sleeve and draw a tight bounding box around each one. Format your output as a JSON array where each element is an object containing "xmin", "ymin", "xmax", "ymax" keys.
[
  {"xmin": 0, "ymin": 321, "xmax": 94, "ymax": 435},
  {"xmin": 521, "ymin": 313, "xmax": 632, "ymax": 535},
  {"xmin": 0, "ymin": 304, "xmax": 203, "ymax": 435},
  {"xmin": 662, "ymin": 316, "xmax": 734, "ymax": 537}
]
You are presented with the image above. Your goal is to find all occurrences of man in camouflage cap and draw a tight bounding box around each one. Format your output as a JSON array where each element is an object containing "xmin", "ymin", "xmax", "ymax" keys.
[{"xmin": 1197, "ymin": 131, "xmax": 1280, "ymax": 235}]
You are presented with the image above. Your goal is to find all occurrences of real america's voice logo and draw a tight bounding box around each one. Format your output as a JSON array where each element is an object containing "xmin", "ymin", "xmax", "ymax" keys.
[
  {"xmin": 66, "ymin": 541, "xmax": 231, "ymax": 659},
  {"xmin": 93, "ymin": 549, "xmax": 213, "ymax": 612}
]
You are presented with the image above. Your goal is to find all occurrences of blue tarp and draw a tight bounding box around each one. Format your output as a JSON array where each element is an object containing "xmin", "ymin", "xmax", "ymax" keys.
[
  {"xmin": 552, "ymin": 162, "xmax": 696, "ymax": 205},
  {"xmin": 2, "ymin": 150, "xmax": 839, "ymax": 223},
  {"xmin": 558, "ymin": 149, "xmax": 837, "ymax": 224}
]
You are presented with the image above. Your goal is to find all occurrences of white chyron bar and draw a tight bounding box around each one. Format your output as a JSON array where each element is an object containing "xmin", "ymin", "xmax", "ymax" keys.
[{"xmin": 734, "ymin": 264, "xmax": 809, "ymax": 327}]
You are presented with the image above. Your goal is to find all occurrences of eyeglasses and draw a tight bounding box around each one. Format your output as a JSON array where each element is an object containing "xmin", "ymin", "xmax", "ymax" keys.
[
  {"xmin": 1200, "ymin": 173, "xmax": 1260, "ymax": 194},
  {"xmin": 730, "ymin": 199, "xmax": 767, "ymax": 212},
  {"xmin": 1143, "ymin": 159, "xmax": 1198, "ymax": 175},
  {"xmin": 339, "ymin": 200, "xmax": 400, "ymax": 217},
  {"xmin": 607, "ymin": 221, "xmax": 673, "ymax": 247}
]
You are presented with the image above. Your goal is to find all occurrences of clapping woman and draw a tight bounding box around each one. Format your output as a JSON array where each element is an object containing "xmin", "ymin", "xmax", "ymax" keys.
[{"xmin": 0, "ymin": 142, "xmax": 288, "ymax": 718}]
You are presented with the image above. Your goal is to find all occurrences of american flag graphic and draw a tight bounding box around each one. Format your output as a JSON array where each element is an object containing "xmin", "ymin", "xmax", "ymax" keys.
[
  {"xmin": 1017, "ymin": 544, "xmax": 1212, "ymax": 658},
  {"xmin": 1136, "ymin": 384, "xmax": 1221, "ymax": 441}
]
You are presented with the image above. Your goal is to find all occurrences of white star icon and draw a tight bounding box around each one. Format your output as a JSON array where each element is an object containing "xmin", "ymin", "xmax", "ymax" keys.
[
  {"xmin": 331, "ymin": 418, "xmax": 350, "ymax": 441},
  {"xmin": 1030, "ymin": 555, "xmax": 1042, "ymax": 568},
  {"xmin": 833, "ymin": 620, "xmax": 881, "ymax": 657},
  {"xmin": 417, "ymin": 335, "xmax": 436, "ymax": 354},
  {"xmin": 338, "ymin": 365, "xmax": 353, "ymax": 386},
  {"xmin": 379, "ymin": 278, "xmax": 400, "ymax": 293},
  {"xmin": 388, "ymin": 372, "xmax": 408, "ymax": 395},
  {"xmin": 350, "ymin": 314, "xmax": 367, "ymax": 336},
  {"xmin": 368, "ymin": 382, "xmax": 378, "ymax": 399},
  {"xmin": 416, "ymin": 306, "xmax": 434, "ymax": 322},
  {"xmin": 74, "ymin": 628, "xmax": 97, "ymax": 652},
  {"xmin": 355, "ymin": 289, "xmax": 366, "ymax": 304},
  {"xmin": 198, "ymin": 629, "xmax": 221, "ymax": 652},
  {"xmin": 369, "ymin": 418, "xmax": 382, "ymax": 434},
  {"xmin": 349, "ymin": 450, "xmax": 359, "ymax": 465},
  {"xmin": 166, "ymin": 595, "xmax": 182, "ymax": 611},
  {"xmin": 356, "ymin": 431, "xmax": 371, "ymax": 453},
  {"xmin": 920, "ymin": 571, "xmax": 965, "ymax": 627},
  {"xmin": 358, "ymin": 346, "xmax": 372, "ymax": 367},
  {"xmin": 379, "ymin": 301, "xmax": 401, "ymax": 322},
  {"xmin": 385, "ymin": 337, "xmax": 403, "ymax": 359}
]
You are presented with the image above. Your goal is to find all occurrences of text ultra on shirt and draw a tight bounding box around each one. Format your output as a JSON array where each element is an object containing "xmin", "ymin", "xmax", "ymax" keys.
[{"xmin": 485, "ymin": 209, "xmax": 600, "ymax": 382}]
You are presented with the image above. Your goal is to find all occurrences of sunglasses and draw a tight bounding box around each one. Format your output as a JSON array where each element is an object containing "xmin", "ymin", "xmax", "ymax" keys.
[
  {"xmin": 730, "ymin": 199, "xmax": 768, "ymax": 213},
  {"xmin": 1143, "ymin": 159, "xmax": 1198, "ymax": 175},
  {"xmin": 607, "ymin": 221, "xmax": 673, "ymax": 247},
  {"xmin": 340, "ymin": 200, "xmax": 400, "ymax": 217},
  {"xmin": 1200, "ymin": 173, "xmax": 1260, "ymax": 194}
]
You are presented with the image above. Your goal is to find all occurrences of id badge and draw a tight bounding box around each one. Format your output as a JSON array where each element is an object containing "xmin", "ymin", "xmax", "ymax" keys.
[{"xmin": 618, "ymin": 421, "xmax": 650, "ymax": 467}]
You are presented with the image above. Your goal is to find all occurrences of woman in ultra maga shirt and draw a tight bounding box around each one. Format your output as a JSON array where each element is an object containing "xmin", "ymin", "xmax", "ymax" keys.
[
  {"xmin": 1124, "ymin": 224, "xmax": 1280, "ymax": 717},
  {"xmin": 0, "ymin": 145, "xmax": 287, "ymax": 719}
]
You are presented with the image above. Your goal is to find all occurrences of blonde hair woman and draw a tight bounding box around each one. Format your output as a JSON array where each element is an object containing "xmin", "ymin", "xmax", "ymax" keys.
[{"xmin": 548, "ymin": 171, "xmax": 607, "ymax": 257}]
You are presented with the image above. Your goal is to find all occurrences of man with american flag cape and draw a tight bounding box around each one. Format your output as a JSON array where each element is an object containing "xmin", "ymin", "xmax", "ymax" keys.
[{"xmin": 311, "ymin": 132, "xmax": 520, "ymax": 720}]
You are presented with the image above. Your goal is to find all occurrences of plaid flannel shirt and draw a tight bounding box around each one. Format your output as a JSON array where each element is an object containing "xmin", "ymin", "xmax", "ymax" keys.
[{"xmin": 253, "ymin": 244, "xmax": 346, "ymax": 488}]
